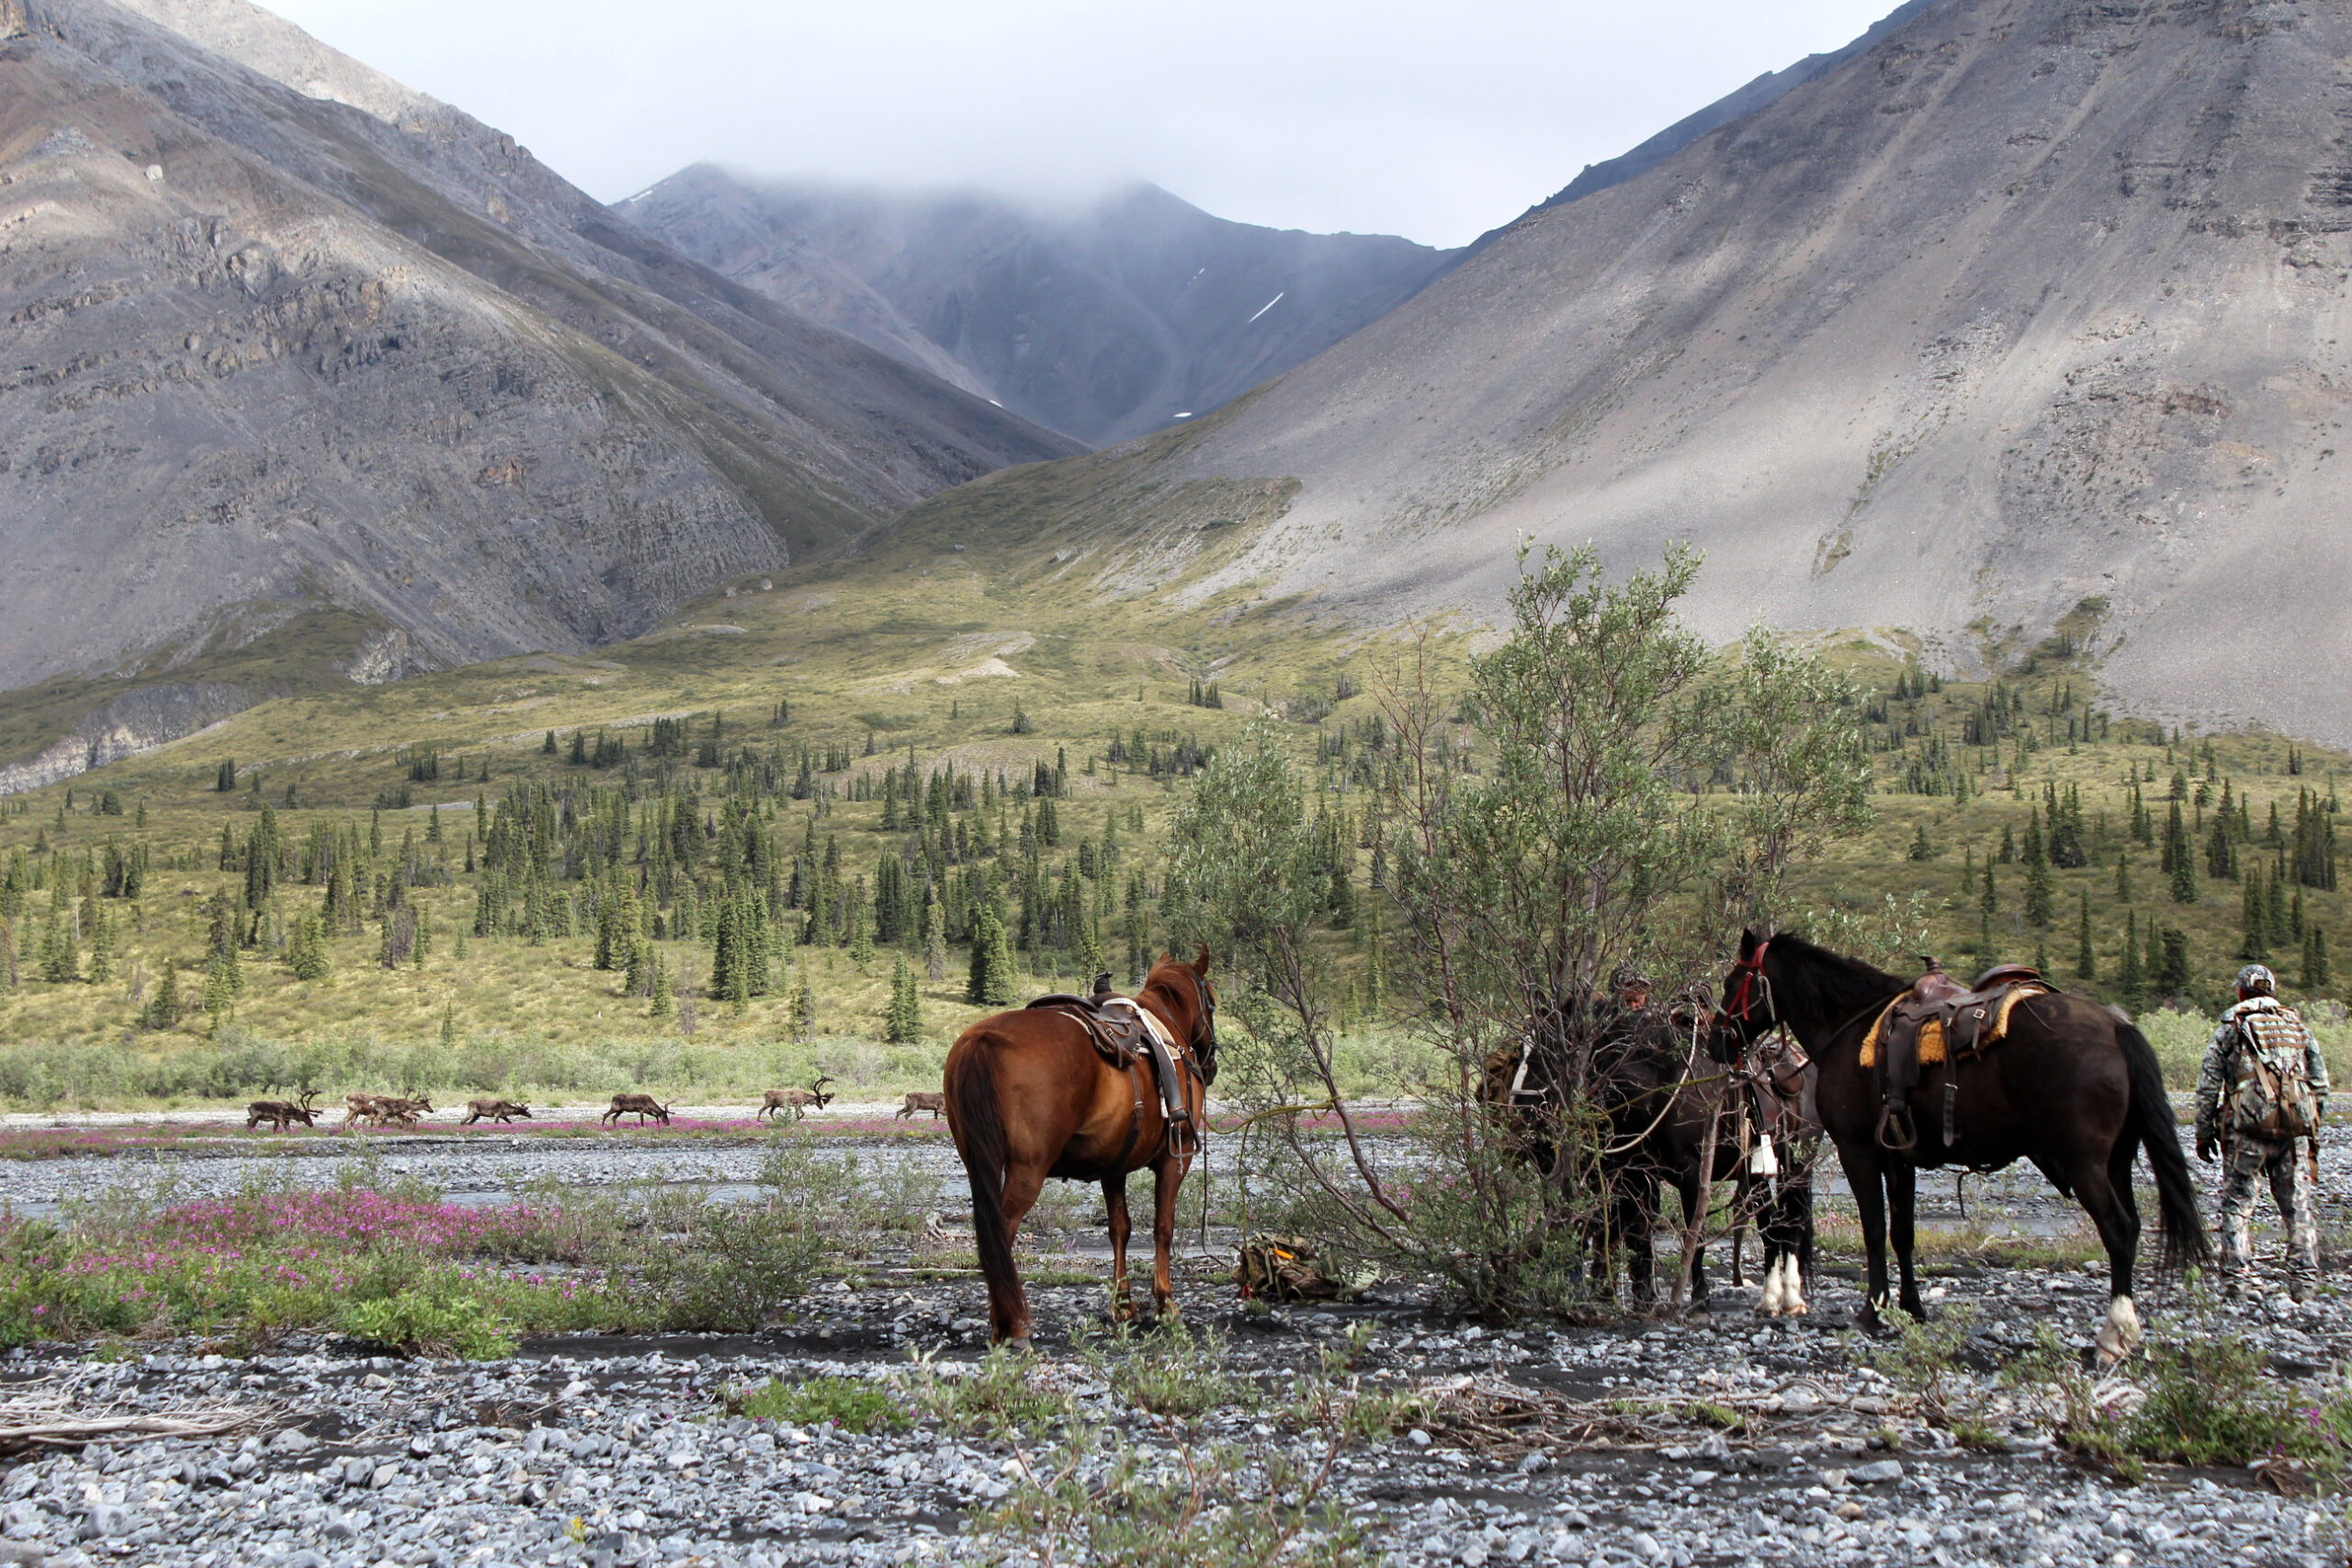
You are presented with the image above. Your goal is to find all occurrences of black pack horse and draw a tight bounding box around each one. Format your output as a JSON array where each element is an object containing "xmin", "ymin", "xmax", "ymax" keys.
[
  {"xmin": 1487, "ymin": 996, "xmax": 1817, "ymax": 1314},
  {"xmin": 1717, "ymin": 930, "xmax": 2208, "ymax": 1359}
]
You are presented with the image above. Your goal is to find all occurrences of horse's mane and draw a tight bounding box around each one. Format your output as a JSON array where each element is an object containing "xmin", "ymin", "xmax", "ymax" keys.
[
  {"xmin": 1138, "ymin": 959, "xmax": 1196, "ymax": 1018},
  {"xmin": 1763, "ymin": 931, "xmax": 1908, "ymax": 1027}
]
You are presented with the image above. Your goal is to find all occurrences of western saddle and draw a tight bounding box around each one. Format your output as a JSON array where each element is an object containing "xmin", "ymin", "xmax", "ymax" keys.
[
  {"xmin": 1870, "ymin": 957, "xmax": 2048, "ymax": 1153},
  {"xmin": 1027, "ymin": 976, "xmax": 1202, "ymax": 1159}
]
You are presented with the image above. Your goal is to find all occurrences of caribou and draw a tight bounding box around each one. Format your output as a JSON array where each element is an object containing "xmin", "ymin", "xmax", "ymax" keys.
[
  {"xmin": 603, "ymin": 1093, "xmax": 672, "ymax": 1127},
  {"xmin": 758, "ymin": 1076, "xmax": 836, "ymax": 1122},
  {"xmin": 245, "ymin": 1091, "xmax": 319, "ymax": 1132}
]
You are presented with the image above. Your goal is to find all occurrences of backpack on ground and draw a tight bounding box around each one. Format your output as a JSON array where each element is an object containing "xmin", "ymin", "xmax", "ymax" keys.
[{"xmin": 2228, "ymin": 1000, "xmax": 2321, "ymax": 1141}]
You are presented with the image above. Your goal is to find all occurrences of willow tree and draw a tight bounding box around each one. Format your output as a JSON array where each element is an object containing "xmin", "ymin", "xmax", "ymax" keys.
[{"xmin": 1171, "ymin": 543, "xmax": 1868, "ymax": 1314}]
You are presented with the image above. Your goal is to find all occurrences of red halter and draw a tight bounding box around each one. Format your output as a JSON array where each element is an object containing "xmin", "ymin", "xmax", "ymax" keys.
[{"xmin": 1722, "ymin": 938, "xmax": 1773, "ymax": 1029}]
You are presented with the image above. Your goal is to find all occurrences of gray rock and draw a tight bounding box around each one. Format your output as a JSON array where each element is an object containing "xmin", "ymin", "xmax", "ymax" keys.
[
  {"xmin": 897, "ymin": 0, "xmax": 2352, "ymax": 748},
  {"xmin": 0, "ymin": 0, "xmax": 1076, "ymax": 770},
  {"xmin": 1850, "ymin": 1460, "xmax": 1905, "ymax": 1484}
]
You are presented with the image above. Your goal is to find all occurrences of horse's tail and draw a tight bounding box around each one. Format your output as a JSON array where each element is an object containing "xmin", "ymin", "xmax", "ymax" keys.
[
  {"xmin": 2120, "ymin": 1020, "xmax": 2211, "ymax": 1273},
  {"xmin": 947, "ymin": 1042, "xmax": 1020, "ymax": 1324}
]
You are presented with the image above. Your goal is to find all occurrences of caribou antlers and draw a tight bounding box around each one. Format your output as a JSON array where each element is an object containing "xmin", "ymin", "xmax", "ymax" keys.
[
  {"xmin": 243, "ymin": 1090, "xmax": 319, "ymax": 1133},
  {"xmin": 758, "ymin": 1075, "xmax": 836, "ymax": 1123}
]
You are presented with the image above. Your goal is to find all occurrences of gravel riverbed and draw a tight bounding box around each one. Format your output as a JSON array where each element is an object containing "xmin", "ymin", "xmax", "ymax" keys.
[{"xmin": 1, "ymin": 1125, "xmax": 2347, "ymax": 1567}]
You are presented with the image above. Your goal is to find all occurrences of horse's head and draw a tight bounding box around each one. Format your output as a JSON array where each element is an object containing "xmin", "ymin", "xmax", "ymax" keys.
[
  {"xmin": 1716, "ymin": 927, "xmax": 1780, "ymax": 1045},
  {"xmin": 1147, "ymin": 946, "xmax": 1220, "ymax": 1086}
]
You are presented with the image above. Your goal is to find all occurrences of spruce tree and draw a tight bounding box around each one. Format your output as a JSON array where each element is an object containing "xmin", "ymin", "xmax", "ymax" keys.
[
  {"xmin": 2115, "ymin": 851, "xmax": 2132, "ymax": 903},
  {"xmin": 1976, "ymin": 857, "xmax": 1996, "ymax": 955},
  {"xmin": 2241, "ymin": 864, "xmax": 2267, "ymax": 960},
  {"xmin": 202, "ymin": 958, "xmax": 235, "ymax": 1029},
  {"xmin": 145, "ymin": 962, "xmax": 181, "ymax": 1030},
  {"xmin": 2305, "ymin": 925, "xmax": 2332, "ymax": 993},
  {"xmin": 2118, "ymin": 910, "xmax": 2144, "ymax": 1004},
  {"xmin": 650, "ymin": 954, "xmax": 673, "ymax": 1019},
  {"xmin": 39, "ymin": 915, "xmax": 74, "ymax": 983},
  {"xmin": 85, "ymin": 902, "xmax": 112, "ymax": 984},
  {"xmin": 922, "ymin": 891, "xmax": 947, "ymax": 983},
  {"xmin": 2205, "ymin": 810, "xmax": 2235, "ymax": 880},
  {"xmin": 885, "ymin": 951, "xmax": 923, "ymax": 1043},
  {"xmin": 1907, "ymin": 821, "xmax": 1934, "ymax": 863},
  {"xmin": 2075, "ymin": 892, "xmax": 2096, "ymax": 981},
  {"xmin": 2165, "ymin": 803, "xmax": 2197, "ymax": 903},
  {"xmin": 2156, "ymin": 929, "xmax": 2192, "ymax": 998},
  {"xmin": 967, "ymin": 905, "xmax": 1016, "ymax": 1006},
  {"xmin": 2023, "ymin": 814, "xmax": 2053, "ymax": 927},
  {"xmin": 288, "ymin": 913, "xmax": 331, "ymax": 981}
]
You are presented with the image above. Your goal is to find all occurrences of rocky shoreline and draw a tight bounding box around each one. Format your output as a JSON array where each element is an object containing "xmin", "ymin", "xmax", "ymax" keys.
[{"xmin": 0, "ymin": 1133, "xmax": 2346, "ymax": 1566}]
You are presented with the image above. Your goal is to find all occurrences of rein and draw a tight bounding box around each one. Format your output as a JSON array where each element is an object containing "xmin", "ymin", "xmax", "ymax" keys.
[
  {"xmin": 1134, "ymin": 969, "xmax": 1216, "ymax": 1164},
  {"xmin": 1723, "ymin": 938, "xmax": 1898, "ymax": 1059},
  {"xmin": 1596, "ymin": 1010, "xmax": 1713, "ymax": 1158}
]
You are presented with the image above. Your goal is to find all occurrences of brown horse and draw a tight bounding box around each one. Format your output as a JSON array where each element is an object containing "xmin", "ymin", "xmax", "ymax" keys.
[
  {"xmin": 944, "ymin": 950, "xmax": 1220, "ymax": 1346},
  {"xmin": 1717, "ymin": 929, "xmax": 2206, "ymax": 1360}
]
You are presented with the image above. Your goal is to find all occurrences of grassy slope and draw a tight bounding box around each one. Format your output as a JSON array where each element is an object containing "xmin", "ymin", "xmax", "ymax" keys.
[{"xmin": 0, "ymin": 430, "xmax": 2345, "ymax": 1107}]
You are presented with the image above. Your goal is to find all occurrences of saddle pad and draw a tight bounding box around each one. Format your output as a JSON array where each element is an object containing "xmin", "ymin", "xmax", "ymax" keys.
[{"xmin": 1859, "ymin": 985, "xmax": 2047, "ymax": 1069}]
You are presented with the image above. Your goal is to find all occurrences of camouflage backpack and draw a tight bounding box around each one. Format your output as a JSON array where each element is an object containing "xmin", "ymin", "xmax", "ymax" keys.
[{"xmin": 2227, "ymin": 1000, "xmax": 2321, "ymax": 1141}]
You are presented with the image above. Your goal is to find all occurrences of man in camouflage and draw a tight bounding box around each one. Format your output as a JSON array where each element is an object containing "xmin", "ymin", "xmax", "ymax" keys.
[{"xmin": 2194, "ymin": 964, "xmax": 2327, "ymax": 1300}]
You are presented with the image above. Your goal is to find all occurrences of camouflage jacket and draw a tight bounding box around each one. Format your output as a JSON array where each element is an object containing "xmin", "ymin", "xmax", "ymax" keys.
[{"xmin": 2195, "ymin": 997, "xmax": 2330, "ymax": 1144}]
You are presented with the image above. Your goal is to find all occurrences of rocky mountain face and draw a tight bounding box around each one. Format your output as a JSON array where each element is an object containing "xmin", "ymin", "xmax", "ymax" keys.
[
  {"xmin": 0, "ymin": 0, "xmax": 1075, "ymax": 776},
  {"xmin": 932, "ymin": 0, "xmax": 2352, "ymax": 745},
  {"xmin": 1515, "ymin": 0, "xmax": 1945, "ymax": 220},
  {"xmin": 619, "ymin": 173, "xmax": 1463, "ymax": 446}
]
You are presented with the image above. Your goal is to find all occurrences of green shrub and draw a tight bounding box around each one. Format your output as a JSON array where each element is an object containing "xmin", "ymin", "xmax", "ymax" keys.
[
  {"xmin": 971, "ymin": 1419, "xmax": 1369, "ymax": 1568},
  {"xmin": 334, "ymin": 1274, "xmax": 518, "ymax": 1360},
  {"xmin": 2125, "ymin": 1338, "xmax": 2307, "ymax": 1466},
  {"xmin": 920, "ymin": 1347, "xmax": 1077, "ymax": 1437},
  {"xmin": 729, "ymin": 1375, "xmax": 910, "ymax": 1433},
  {"xmin": 1080, "ymin": 1321, "xmax": 1251, "ymax": 1421}
]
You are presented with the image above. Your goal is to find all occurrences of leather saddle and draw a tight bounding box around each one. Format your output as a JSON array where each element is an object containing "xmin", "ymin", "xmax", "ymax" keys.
[
  {"xmin": 1027, "ymin": 989, "xmax": 1201, "ymax": 1159},
  {"xmin": 1738, "ymin": 1030, "xmax": 1814, "ymax": 1146},
  {"xmin": 1872, "ymin": 958, "xmax": 2047, "ymax": 1152}
]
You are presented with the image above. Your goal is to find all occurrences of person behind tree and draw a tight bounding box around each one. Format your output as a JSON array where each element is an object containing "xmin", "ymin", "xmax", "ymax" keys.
[{"xmin": 2194, "ymin": 963, "xmax": 2327, "ymax": 1301}]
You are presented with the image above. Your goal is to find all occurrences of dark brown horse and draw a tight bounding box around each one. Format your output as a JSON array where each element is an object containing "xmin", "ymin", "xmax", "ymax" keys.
[
  {"xmin": 1717, "ymin": 930, "xmax": 2207, "ymax": 1359},
  {"xmin": 944, "ymin": 950, "xmax": 1219, "ymax": 1346},
  {"xmin": 1488, "ymin": 999, "xmax": 1816, "ymax": 1313}
]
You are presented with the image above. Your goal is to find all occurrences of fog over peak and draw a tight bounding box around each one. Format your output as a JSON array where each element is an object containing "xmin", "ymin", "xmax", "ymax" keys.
[{"xmin": 264, "ymin": 0, "xmax": 1904, "ymax": 248}]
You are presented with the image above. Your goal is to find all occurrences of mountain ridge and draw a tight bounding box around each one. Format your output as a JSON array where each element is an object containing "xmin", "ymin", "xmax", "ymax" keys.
[
  {"xmin": 0, "ymin": 0, "xmax": 1076, "ymax": 780},
  {"xmin": 619, "ymin": 172, "xmax": 1464, "ymax": 446},
  {"xmin": 899, "ymin": 0, "xmax": 2352, "ymax": 746}
]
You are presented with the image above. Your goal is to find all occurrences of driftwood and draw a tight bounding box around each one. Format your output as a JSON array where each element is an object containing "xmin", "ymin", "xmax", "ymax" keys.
[
  {"xmin": 1410, "ymin": 1373, "xmax": 1917, "ymax": 1460},
  {"xmin": 0, "ymin": 1384, "xmax": 272, "ymax": 1451}
]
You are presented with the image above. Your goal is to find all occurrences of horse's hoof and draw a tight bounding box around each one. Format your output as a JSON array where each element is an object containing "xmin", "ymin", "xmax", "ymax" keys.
[{"xmin": 2094, "ymin": 1296, "xmax": 2142, "ymax": 1366}]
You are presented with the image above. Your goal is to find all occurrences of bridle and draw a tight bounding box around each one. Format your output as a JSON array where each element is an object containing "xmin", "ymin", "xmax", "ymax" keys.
[
  {"xmin": 1719, "ymin": 938, "xmax": 1903, "ymax": 1062},
  {"xmin": 1719, "ymin": 939, "xmax": 1775, "ymax": 1041},
  {"xmin": 1187, "ymin": 969, "xmax": 1220, "ymax": 1085}
]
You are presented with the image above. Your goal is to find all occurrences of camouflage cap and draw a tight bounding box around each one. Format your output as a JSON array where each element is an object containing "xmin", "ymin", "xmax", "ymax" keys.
[{"xmin": 2236, "ymin": 963, "xmax": 2277, "ymax": 997}]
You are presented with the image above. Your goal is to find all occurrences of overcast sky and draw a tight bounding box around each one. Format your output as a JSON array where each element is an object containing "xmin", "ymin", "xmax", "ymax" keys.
[{"xmin": 265, "ymin": 0, "xmax": 1900, "ymax": 248}]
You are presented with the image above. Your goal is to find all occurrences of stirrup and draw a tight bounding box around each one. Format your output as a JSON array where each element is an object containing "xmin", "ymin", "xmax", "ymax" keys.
[{"xmin": 1876, "ymin": 1105, "xmax": 1918, "ymax": 1153}]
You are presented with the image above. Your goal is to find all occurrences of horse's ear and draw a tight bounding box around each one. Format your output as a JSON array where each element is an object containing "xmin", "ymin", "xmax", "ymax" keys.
[
  {"xmin": 1194, "ymin": 945, "xmax": 1212, "ymax": 975},
  {"xmin": 1738, "ymin": 928, "xmax": 1760, "ymax": 957}
]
